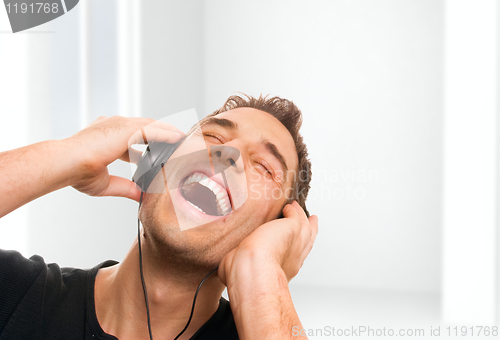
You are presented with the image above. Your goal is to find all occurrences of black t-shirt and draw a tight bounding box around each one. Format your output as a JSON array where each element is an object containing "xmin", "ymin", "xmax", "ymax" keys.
[{"xmin": 0, "ymin": 250, "xmax": 239, "ymax": 340}]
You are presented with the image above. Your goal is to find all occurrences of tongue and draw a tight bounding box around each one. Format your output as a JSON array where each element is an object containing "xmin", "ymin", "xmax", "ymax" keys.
[{"xmin": 181, "ymin": 182, "xmax": 220, "ymax": 216}]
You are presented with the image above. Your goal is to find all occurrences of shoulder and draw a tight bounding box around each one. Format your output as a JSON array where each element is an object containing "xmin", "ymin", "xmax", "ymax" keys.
[
  {"xmin": 0, "ymin": 249, "xmax": 116, "ymax": 339},
  {"xmin": 0, "ymin": 249, "xmax": 46, "ymax": 280},
  {"xmin": 0, "ymin": 249, "xmax": 47, "ymax": 331}
]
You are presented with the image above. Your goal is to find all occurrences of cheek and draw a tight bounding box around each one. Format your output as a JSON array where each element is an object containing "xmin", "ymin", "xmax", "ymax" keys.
[
  {"xmin": 139, "ymin": 191, "xmax": 180, "ymax": 232},
  {"xmin": 247, "ymin": 169, "xmax": 284, "ymax": 201},
  {"xmin": 245, "ymin": 169, "xmax": 287, "ymax": 218}
]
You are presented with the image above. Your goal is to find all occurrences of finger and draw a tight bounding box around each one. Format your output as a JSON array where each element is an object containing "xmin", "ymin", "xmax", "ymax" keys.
[
  {"xmin": 143, "ymin": 125, "xmax": 184, "ymax": 142},
  {"xmin": 300, "ymin": 240, "xmax": 315, "ymax": 266},
  {"xmin": 130, "ymin": 117, "xmax": 186, "ymax": 138},
  {"xmin": 101, "ymin": 175, "xmax": 142, "ymax": 202},
  {"xmin": 301, "ymin": 215, "xmax": 318, "ymax": 260},
  {"xmin": 308, "ymin": 215, "xmax": 318, "ymax": 246},
  {"xmin": 128, "ymin": 127, "xmax": 182, "ymax": 146},
  {"xmin": 120, "ymin": 146, "xmax": 144, "ymax": 164},
  {"xmin": 282, "ymin": 203, "xmax": 300, "ymax": 223},
  {"xmin": 145, "ymin": 120, "xmax": 185, "ymax": 137},
  {"xmin": 309, "ymin": 215, "xmax": 318, "ymax": 237},
  {"xmin": 291, "ymin": 200, "xmax": 310, "ymax": 228},
  {"xmin": 288, "ymin": 201, "xmax": 313, "ymax": 246}
]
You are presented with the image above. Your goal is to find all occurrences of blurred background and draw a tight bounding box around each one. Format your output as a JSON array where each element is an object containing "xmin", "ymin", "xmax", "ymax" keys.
[{"xmin": 0, "ymin": 0, "xmax": 498, "ymax": 338}]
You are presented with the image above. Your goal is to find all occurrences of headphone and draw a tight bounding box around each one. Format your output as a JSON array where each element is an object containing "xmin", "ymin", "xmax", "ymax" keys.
[{"xmin": 132, "ymin": 139, "xmax": 185, "ymax": 192}]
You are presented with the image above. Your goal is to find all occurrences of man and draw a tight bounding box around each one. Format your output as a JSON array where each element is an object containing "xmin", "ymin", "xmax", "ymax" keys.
[{"xmin": 0, "ymin": 94, "xmax": 318, "ymax": 339}]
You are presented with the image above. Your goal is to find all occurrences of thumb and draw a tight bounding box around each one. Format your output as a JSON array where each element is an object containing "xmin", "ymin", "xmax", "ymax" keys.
[
  {"xmin": 282, "ymin": 202, "xmax": 299, "ymax": 220},
  {"xmin": 102, "ymin": 175, "xmax": 142, "ymax": 202}
]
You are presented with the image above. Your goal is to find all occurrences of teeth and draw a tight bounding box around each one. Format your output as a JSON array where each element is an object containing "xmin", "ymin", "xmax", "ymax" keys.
[
  {"xmin": 207, "ymin": 181, "xmax": 216, "ymax": 191},
  {"xmin": 183, "ymin": 172, "xmax": 231, "ymax": 215},
  {"xmin": 187, "ymin": 200, "xmax": 205, "ymax": 213}
]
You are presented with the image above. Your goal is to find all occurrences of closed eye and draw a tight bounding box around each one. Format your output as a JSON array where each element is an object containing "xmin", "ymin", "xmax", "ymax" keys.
[
  {"xmin": 255, "ymin": 160, "xmax": 274, "ymax": 178},
  {"xmin": 203, "ymin": 132, "xmax": 224, "ymax": 144}
]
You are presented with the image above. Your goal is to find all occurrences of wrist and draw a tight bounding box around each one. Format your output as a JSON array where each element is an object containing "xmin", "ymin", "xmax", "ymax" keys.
[
  {"xmin": 61, "ymin": 136, "xmax": 101, "ymax": 186},
  {"xmin": 225, "ymin": 250, "xmax": 298, "ymax": 340},
  {"xmin": 225, "ymin": 249, "xmax": 288, "ymax": 305}
]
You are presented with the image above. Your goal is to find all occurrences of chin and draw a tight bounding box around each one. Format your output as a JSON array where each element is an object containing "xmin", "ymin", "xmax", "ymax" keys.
[{"xmin": 139, "ymin": 192, "xmax": 232, "ymax": 267}]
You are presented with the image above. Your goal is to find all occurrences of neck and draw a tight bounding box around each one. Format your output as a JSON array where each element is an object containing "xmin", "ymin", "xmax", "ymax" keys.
[{"xmin": 95, "ymin": 239, "xmax": 224, "ymax": 340}]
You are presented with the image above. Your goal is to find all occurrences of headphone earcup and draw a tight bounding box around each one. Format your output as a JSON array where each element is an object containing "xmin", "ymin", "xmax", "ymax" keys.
[{"xmin": 132, "ymin": 139, "xmax": 184, "ymax": 192}]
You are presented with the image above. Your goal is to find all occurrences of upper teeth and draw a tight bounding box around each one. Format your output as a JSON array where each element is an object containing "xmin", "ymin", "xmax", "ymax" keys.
[{"xmin": 184, "ymin": 173, "xmax": 230, "ymax": 214}]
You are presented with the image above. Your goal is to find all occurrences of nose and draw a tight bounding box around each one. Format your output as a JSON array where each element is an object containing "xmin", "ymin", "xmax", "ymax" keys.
[{"xmin": 210, "ymin": 145, "xmax": 245, "ymax": 175}]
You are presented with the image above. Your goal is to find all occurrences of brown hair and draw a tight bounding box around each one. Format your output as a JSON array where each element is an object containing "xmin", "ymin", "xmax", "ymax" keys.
[{"xmin": 207, "ymin": 94, "xmax": 312, "ymax": 217}]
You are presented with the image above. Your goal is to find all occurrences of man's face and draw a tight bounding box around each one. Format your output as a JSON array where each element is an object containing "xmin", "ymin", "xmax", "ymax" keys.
[{"xmin": 139, "ymin": 108, "xmax": 299, "ymax": 267}]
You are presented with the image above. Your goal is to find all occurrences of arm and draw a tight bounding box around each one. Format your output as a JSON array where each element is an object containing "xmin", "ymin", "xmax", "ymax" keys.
[
  {"xmin": 225, "ymin": 256, "xmax": 303, "ymax": 339},
  {"xmin": 0, "ymin": 116, "xmax": 184, "ymax": 218},
  {"xmin": 219, "ymin": 202, "xmax": 318, "ymax": 339},
  {"xmin": 0, "ymin": 139, "xmax": 80, "ymax": 218}
]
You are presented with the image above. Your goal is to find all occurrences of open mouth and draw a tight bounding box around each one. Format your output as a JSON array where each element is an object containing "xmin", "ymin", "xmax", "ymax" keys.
[{"xmin": 180, "ymin": 172, "xmax": 232, "ymax": 216}]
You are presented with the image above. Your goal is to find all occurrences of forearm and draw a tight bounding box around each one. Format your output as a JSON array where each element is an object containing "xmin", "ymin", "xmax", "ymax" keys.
[
  {"xmin": 227, "ymin": 258, "xmax": 306, "ymax": 340},
  {"xmin": 0, "ymin": 139, "xmax": 79, "ymax": 217}
]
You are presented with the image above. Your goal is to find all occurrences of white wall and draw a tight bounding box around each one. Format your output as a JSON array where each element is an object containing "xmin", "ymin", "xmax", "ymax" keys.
[
  {"xmin": 203, "ymin": 0, "xmax": 444, "ymax": 294},
  {"xmin": 442, "ymin": 0, "xmax": 499, "ymax": 325},
  {"xmin": 141, "ymin": 0, "xmax": 204, "ymax": 120}
]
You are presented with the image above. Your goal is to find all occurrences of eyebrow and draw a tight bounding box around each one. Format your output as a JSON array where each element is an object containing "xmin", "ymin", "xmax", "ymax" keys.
[
  {"xmin": 262, "ymin": 139, "xmax": 288, "ymax": 174},
  {"xmin": 202, "ymin": 117, "xmax": 238, "ymax": 130}
]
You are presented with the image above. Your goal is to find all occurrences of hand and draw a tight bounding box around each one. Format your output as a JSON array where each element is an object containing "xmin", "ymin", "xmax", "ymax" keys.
[
  {"xmin": 218, "ymin": 201, "xmax": 318, "ymax": 286},
  {"xmin": 67, "ymin": 116, "xmax": 184, "ymax": 202}
]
